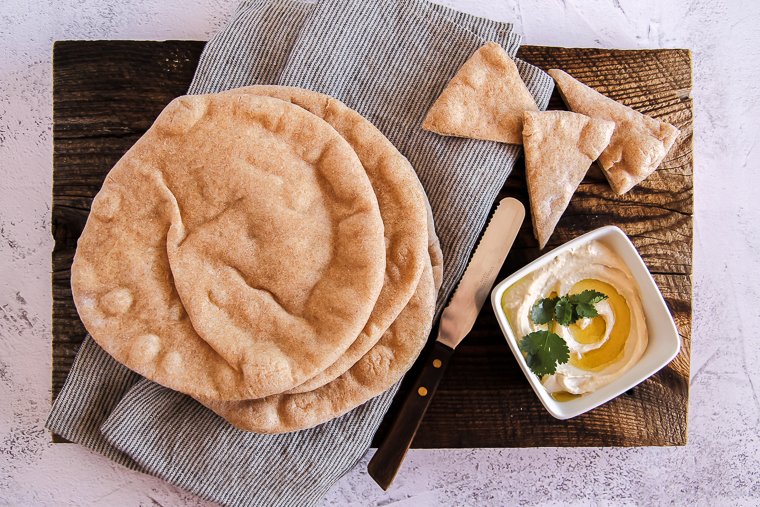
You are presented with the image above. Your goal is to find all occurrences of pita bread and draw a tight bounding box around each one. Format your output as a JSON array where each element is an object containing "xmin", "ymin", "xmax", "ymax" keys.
[
  {"xmin": 422, "ymin": 42, "xmax": 538, "ymax": 145},
  {"xmin": 523, "ymin": 111, "xmax": 615, "ymax": 249},
  {"xmin": 71, "ymin": 93, "xmax": 386, "ymax": 401},
  {"xmin": 548, "ymin": 69, "xmax": 680, "ymax": 195},
  {"xmin": 223, "ymin": 86, "xmax": 429, "ymax": 393},
  {"xmin": 198, "ymin": 90, "xmax": 442, "ymax": 433},
  {"xmin": 200, "ymin": 214, "xmax": 441, "ymax": 434}
]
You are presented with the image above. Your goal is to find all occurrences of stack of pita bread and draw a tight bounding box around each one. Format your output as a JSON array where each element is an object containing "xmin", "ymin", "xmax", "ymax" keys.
[
  {"xmin": 423, "ymin": 43, "xmax": 680, "ymax": 249},
  {"xmin": 71, "ymin": 86, "xmax": 442, "ymax": 434}
]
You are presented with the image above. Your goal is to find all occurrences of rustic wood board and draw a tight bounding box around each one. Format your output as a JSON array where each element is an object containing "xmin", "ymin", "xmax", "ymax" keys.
[{"xmin": 52, "ymin": 41, "xmax": 692, "ymax": 447}]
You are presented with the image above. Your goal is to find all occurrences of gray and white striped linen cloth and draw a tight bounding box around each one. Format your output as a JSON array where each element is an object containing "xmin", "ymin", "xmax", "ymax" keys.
[{"xmin": 47, "ymin": 1, "xmax": 553, "ymax": 505}]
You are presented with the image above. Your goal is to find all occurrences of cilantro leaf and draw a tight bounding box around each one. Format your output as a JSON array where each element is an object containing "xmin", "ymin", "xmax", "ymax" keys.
[
  {"xmin": 569, "ymin": 290, "xmax": 608, "ymax": 319},
  {"xmin": 575, "ymin": 302, "xmax": 600, "ymax": 319},
  {"xmin": 554, "ymin": 296, "xmax": 575, "ymax": 326},
  {"xmin": 531, "ymin": 297, "xmax": 558, "ymax": 325},
  {"xmin": 568, "ymin": 290, "xmax": 608, "ymax": 305},
  {"xmin": 518, "ymin": 331, "xmax": 570, "ymax": 376},
  {"xmin": 574, "ymin": 303, "xmax": 596, "ymax": 318}
]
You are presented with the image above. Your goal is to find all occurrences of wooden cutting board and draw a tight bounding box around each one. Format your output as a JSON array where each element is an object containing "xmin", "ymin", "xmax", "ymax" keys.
[{"xmin": 52, "ymin": 41, "xmax": 692, "ymax": 447}]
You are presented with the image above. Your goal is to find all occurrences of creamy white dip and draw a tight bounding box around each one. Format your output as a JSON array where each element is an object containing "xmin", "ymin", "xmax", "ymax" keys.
[{"xmin": 502, "ymin": 241, "xmax": 648, "ymax": 395}]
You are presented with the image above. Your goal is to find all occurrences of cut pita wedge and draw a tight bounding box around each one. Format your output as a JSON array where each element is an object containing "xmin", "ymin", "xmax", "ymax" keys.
[
  {"xmin": 548, "ymin": 69, "xmax": 680, "ymax": 195},
  {"xmin": 422, "ymin": 42, "xmax": 538, "ymax": 145},
  {"xmin": 523, "ymin": 111, "xmax": 615, "ymax": 249}
]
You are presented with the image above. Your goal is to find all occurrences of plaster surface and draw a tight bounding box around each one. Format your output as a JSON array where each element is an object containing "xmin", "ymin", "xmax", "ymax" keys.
[{"xmin": 1, "ymin": 0, "xmax": 758, "ymax": 505}]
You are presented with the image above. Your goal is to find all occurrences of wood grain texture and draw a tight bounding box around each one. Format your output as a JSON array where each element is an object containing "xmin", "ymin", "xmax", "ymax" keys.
[{"xmin": 52, "ymin": 41, "xmax": 692, "ymax": 447}]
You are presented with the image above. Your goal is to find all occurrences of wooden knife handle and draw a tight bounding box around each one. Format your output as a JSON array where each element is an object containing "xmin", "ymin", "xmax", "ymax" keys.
[{"xmin": 367, "ymin": 341, "xmax": 455, "ymax": 490}]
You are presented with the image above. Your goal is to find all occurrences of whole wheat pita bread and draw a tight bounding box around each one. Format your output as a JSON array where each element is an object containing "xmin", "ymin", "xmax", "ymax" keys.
[
  {"xmin": 71, "ymin": 93, "xmax": 386, "ymax": 401},
  {"xmin": 200, "ymin": 209, "xmax": 441, "ymax": 433},
  {"xmin": 422, "ymin": 42, "xmax": 538, "ymax": 145},
  {"xmin": 196, "ymin": 87, "xmax": 441, "ymax": 433},
  {"xmin": 548, "ymin": 69, "xmax": 680, "ymax": 195},
  {"xmin": 523, "ymin": 111, "xmax": 615, "ymax": 249},
  {"xmin": 223, "ymin": 86, "xmax": 430, "ymax": 393}
]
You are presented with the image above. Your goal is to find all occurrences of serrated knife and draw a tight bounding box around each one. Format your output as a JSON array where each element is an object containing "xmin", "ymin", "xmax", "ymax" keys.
[{"xmin": 368, "ymin": 197, "xmax": 525, "ymax": 490}]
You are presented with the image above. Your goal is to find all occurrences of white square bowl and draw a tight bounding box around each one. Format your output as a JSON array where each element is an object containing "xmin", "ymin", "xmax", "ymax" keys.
[{"xmin": 490, "ymin": 225, "xmax": 682, "ymax": 419}]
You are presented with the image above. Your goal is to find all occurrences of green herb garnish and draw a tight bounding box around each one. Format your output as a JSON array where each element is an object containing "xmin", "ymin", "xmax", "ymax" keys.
[
  {"xmin": 569, "ymin": 290, "xmax": 608, "ymax": 319},
  {"xmin": 518, "ymin": 331, "xmax": 570, "ymax": 376},
  {"xmin": 521, "ymin": 290, "xmax": 608, "ymax": 376},
  {"xmin": 553, "ymin": 296, "xmax": 575, "ymax": 325},
  {"xmin": 530, "ymin": 297, "xmax": 557, "ymax": 324},
  {"xmin": 530, "ymin": 290, "xmax": 608, "ymax": 327}
]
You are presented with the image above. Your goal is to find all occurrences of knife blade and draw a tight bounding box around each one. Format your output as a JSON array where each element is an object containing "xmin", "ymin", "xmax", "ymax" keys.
[
  {"xmin": 437, "ymin": 197, "xmax": 526, "ymax": 349},
  {"xmin": 368, "ymin": 197, "xmax": 525, "ymax": 490}
]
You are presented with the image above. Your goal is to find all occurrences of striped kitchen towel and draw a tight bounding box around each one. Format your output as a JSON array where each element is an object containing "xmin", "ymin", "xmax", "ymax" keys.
[{"xmin": 47, "ymin": 1, "xmax": 554, "ymax": 506}]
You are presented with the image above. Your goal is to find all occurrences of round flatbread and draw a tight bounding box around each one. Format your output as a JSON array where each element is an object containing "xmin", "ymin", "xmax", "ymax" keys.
[
  {"xmin": 71, "ymin": 93, "xmax": 386, "ymax": 401},
  {"xmin": 201, "ymin": 221, "xmax": 441, "ymax": 433},
  {"xmin": 198, "ymin": 90, "xmax": 443, "ymax": 432},
  {"xmin": 224, "ymin": 86, "xmax": 430, "ymax": 393}
]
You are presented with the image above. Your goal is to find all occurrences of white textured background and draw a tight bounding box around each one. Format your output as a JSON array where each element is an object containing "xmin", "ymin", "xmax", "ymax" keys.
[{"xmin": 1, "ymin": 0, "xmax": 758, "ymax": 505}]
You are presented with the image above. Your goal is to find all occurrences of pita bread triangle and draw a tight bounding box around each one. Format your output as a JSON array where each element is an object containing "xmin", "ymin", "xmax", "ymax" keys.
[
  {"xmin": 422, "ymin": 42, "xmax": 538, "ymax": 145},
  {"xmin": 548, "ymin": 69, "xmax": 680, "ymax": 195},
  {"xmin": 523, "ymin": 110, "xmax": 615, "ymax": 249}
]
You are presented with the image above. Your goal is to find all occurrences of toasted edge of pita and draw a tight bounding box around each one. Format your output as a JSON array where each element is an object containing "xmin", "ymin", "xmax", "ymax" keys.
[
  {"xmin": 523, "ymin": 110, "xmax": 614, "ymax": 248},
  {"xmin": 548, "ymin": 69, "xmax": 680, "ymax": 195},
  {"xmin": 422, "ymin": 42, "xmax": 538, "ymax": 145}
]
